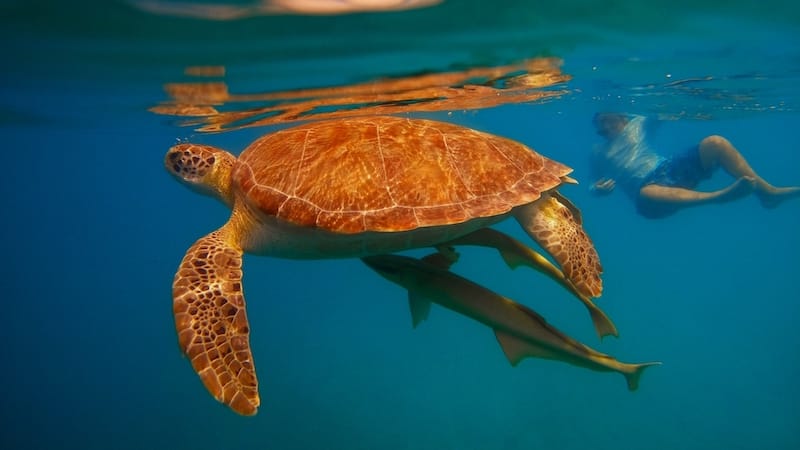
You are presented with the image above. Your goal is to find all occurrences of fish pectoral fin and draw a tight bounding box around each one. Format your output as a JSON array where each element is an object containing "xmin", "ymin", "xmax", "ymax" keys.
[
  {"xmin": 408, "ymin": 292, "xmax": 432, "ymax": 328},
  {"xmin": 494, "ymin": 330, "xmax": 558, "ymax": 366}
]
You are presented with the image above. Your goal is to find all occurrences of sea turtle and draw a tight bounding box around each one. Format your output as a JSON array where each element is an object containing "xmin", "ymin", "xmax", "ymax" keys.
[{"xmin": 165, "ymin": 115, "xmax": 603, "ymax": 415}]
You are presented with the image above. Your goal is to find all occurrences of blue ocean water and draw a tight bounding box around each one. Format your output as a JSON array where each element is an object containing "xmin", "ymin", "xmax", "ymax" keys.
[{"xmin": 2, "ymin": 1, "xmax": 799, "ymax": 449}]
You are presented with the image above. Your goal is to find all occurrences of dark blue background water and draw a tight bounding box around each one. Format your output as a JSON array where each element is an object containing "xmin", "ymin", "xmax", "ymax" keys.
[{"xmin": 2, "ymin": 1, "xmax": 798, "ymax": 449}]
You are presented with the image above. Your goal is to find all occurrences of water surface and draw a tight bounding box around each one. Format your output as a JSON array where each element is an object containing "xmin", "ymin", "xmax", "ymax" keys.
[{"xmin": 2, "ymin": 1, "xmax": 799, "ymax": 449}]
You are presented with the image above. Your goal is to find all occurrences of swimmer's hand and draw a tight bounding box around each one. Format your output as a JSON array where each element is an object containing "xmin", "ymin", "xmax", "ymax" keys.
[{"xmin": 591, "ymin": 178, "xmax": 616, "ymax": 195}]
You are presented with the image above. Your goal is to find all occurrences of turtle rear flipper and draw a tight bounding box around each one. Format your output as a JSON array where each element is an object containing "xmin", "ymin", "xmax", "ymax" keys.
[
  {"xmin": 173, "ymin": 227, "xmax": 259, "ymax": 415},
  {"xmin": 514, "ymin": 193, "xmax": 603, "ymax": 299}
]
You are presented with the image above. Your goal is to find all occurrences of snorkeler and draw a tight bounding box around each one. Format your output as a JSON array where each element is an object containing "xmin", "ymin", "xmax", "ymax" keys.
[{"xmin": 589, "ymin": 112, "xmax": 800, "ymax": 218}]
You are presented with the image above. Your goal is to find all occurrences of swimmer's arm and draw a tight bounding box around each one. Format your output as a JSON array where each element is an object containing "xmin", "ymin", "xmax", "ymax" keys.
[{"xmin": 588, "ymin": 145, "xmax": 612, "ymax": 188}]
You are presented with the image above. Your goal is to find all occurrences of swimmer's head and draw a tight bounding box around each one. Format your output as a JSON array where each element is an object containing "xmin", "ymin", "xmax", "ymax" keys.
[{"xmin": 593, "ymin": 112, "xmax": 630, "ymax": 139}]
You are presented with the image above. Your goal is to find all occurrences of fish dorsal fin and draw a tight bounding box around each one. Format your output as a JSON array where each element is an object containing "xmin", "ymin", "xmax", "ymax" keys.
[
  {"xmin": 494, "ymin": 330, "xmax": 558, "ymax": 366},
  {"xmin": 408, "ymin": 292, "xmax": 432, "ymax": 328}
]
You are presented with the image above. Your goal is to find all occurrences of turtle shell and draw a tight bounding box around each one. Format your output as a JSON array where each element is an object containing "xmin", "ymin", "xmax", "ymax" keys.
[{"xmin": 233, "ymin": 116, "xmax": 571, "ymax": 233}]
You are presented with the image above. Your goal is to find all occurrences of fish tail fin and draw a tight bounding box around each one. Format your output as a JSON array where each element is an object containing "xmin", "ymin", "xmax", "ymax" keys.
[{"xmin": 624, "ymin": 361, "xmax": 661, "ymax": 391}]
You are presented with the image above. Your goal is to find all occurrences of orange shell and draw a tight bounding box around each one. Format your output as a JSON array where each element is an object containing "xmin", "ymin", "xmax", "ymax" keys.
[{"xmin": 233, "ymin": 116, "xmax": 571, "ymax": 233}]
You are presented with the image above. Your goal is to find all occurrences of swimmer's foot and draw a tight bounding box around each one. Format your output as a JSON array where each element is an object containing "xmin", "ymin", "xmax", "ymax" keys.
[
  {"xmin": 713, "ymin": 176, "xmax": 756, "ymax": 203},
  {"xmin": 756, "ymin": 184, "xmax": 800, "ymax": 209}
]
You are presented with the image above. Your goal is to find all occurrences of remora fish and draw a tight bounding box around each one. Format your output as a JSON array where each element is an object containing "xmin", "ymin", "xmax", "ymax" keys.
[
  {"xmin": 445, "ymin": 227, "xmax": 618, "ymax": 339},
  {"xmin": 362, "ymin": 253, "xmax": 659, "ymax": 390}
]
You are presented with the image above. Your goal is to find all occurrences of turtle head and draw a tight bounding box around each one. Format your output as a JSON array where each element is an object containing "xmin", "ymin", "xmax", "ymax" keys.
[{"xmin": 165, "ymin": 143, "xmax": 236, "ymax": 207}]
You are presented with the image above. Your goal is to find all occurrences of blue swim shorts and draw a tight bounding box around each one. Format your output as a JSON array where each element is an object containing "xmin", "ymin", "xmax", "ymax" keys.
[{"xmin": 635, "ymin": 145, "xmax": 713, "ymax": 218}]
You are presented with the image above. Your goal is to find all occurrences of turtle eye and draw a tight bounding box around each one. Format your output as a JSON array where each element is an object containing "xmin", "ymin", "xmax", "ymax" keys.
[{"xmin": 168, "ymin": 151, "xmax": 181, "ymax": 163}]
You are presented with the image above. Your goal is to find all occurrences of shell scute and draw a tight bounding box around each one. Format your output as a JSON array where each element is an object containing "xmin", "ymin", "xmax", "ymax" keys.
[
  {"xmin": 277, "ymin": 197, "xmax": 319, "ymax": 227},
  {"xmin": 316, "ymin": 210, "xmax": 365, "ymax": 233},
  {"xmin": 414, "ymin": 203, "xmax": 470, "ymax": 227},
  {"xmin": 363, "ymin": 206, "xmax": 418, "ymax": 232}
]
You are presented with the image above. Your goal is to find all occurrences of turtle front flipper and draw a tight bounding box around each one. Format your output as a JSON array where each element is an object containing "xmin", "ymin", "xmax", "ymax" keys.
[
  {"xmin": 172, "ymin": 228, "xmax": 259, "ymax": 415},
  {"xmin": 513, "ymin": 192, "xmax": 603, "ymax": 299},
  {"xmin": 444, "ymin": 228, "xmax": 617, "ymax": 339}
]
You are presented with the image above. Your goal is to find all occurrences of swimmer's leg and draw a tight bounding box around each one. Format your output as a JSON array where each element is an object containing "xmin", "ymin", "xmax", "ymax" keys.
[
  {"xmin": 698, "ymin": 135, "xmax": 800, "ymax": 208},
  {"xmin": 639, "ymin": 177, "xmax": 754, "ymax": 206}
]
